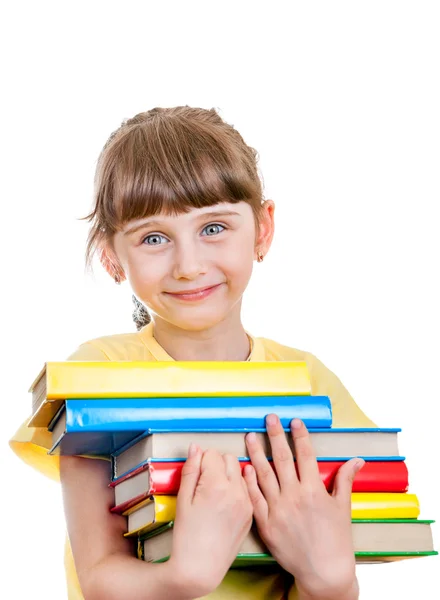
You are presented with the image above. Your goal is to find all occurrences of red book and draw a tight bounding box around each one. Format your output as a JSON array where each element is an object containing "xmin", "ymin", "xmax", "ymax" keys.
[{"xmin": 110, "ymin": 459, "xmax": 409, "ymax": 514}]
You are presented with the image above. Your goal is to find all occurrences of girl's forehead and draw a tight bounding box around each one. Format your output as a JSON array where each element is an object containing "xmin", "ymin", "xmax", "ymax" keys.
[{"xmin": 122, "ymin": 201, "xmax": 251, "ymax": 229}]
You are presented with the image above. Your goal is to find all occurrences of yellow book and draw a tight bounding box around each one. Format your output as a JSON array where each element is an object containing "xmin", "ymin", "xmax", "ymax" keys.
[
  {"xmin": 124, "ymin": 493, "xmax": 420, "ymax": 538},
  {"xmin": 124, "ymin": 495, "xmax": 177, "ymax": 537},
  {"xmin": 351, "ymin": 493, "xmax": 420, "ymax": 519},
  {"xmin": 29, "ymin": 360, "xmax": 311, "ymax": 427}
]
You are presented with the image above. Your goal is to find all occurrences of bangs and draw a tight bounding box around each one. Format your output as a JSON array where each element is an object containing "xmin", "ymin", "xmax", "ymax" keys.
[
  {"xmin": 84, "ymin": 107, "xmax": 264, "ymax": 268},
  {"xmin": 94, "ymin": 119, "xmax": 262, "ymax": 234}
]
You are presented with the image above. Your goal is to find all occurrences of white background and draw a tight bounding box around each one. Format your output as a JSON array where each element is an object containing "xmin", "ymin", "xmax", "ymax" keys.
[{"xmin": 1, "ymin": 1, "xmax": 439, "ymax": 598}]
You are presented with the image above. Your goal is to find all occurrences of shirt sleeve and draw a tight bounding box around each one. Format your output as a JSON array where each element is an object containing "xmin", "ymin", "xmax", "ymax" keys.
[
  {"xmin": 305, "ymin": 352, "xmax": 378, "ymax": 428},
  {"xmin": 66, "ymin": 341, "xmax": 111, "ymax": 361}
]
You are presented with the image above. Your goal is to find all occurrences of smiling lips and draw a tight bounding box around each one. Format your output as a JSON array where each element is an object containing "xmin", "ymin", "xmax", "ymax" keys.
[{"xmin": 165, "ymin": 283, "xmax": 222, "ymax": 301}]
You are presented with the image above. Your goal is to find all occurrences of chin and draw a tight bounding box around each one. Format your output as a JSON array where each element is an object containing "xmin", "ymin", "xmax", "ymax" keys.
[{"xmin": 166, "ymin": 309, "xmax": 231, "ymax": 332}]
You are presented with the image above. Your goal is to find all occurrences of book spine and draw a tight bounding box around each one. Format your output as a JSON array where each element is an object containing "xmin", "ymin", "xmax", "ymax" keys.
[
  {"xmin": 350, "ymin": 493, "xmax": 420, "ymax": 519},
  {"xmin": 130, "ymin": 494, "xmax": 420, "ymax": 532},
  {"xmin": 63, "ymin": 395, "xmax": 332, "ymax": 431},
  {"xmin": 45, "ymin": 360, "xmax": 312, "ymax": 399}
]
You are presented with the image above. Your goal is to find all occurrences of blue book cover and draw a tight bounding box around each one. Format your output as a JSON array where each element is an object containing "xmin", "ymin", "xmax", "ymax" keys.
[{"xmin": 48, "ymin": 395, "xmax": 333, "ymax": 456}]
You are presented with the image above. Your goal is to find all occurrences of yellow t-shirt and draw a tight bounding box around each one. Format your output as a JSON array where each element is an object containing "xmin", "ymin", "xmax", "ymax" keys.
[{"xmin": 9, "ymin": 322, "xmax": 377, "ymax": 599}]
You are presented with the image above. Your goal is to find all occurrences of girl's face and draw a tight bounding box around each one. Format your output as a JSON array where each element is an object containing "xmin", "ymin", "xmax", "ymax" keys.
[{"xmin": 110, "ymin": 200, "xmax": 274, "ymax": 331}]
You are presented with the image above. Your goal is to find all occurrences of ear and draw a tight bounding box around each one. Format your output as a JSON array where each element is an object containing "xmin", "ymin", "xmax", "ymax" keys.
[
  {"xmin": 255, "ymin": 200, "xmax": 275, "ymax": 259},
  {"xmin": 99, "ymin": 245, "xmax": 126, "ymax": 283}
]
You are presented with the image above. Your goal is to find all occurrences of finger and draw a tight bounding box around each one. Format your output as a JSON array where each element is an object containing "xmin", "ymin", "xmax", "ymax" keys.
[
  {"xmin": 243, "ymin": 464, "xmax": 269, "ymax": 524},
  {"xmin": 178, "ymin": 443, "xmax": 202, "ymax": 503},
  {"xmin": 200, "ymin": 448, "xmax": 228, "ymax": 482},
  {"xmin": 332, "ymin": 458, "xmax": 365, "ymax": 508},
  {"xmin": 265, "ymin": 413, "xmax": 298, "ymax": 490},
  {"xmin": 223, "ymin": 453, "xmax": 242, "ymax": 482},
  {"xmin": 291, "ymin": 418, "xmax": 321, "ymax": 484},
  {"xmin": 245, "ymin": 431, "xmax": 280, "ymax": 503}
]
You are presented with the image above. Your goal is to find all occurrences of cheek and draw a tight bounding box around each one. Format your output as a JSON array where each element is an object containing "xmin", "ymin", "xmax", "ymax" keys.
[
  {"xmin": 221, "ymin": 244, "xmax": 254, "ymax": 285},
  {"xmin": 125, "ymin": 254, "xmax": 164, "ymax": 291}
]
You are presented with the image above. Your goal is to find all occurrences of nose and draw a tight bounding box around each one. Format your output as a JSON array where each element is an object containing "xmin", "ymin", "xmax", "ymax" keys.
[{"xmin": 172, "ymin": 240, "xmax": 207, "ymax": 280}]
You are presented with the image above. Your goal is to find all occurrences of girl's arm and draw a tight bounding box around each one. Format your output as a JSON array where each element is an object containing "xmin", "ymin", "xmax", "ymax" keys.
[
  {"xmin": 61, "ymin": 445, "xmax": 253, "ymax": 600},
  {"xmin": 60, "ymin": 456, "xmax": 200, "ymax": 600}
]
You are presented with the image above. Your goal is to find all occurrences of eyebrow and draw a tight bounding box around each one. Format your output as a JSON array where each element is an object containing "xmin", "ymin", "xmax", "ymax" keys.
[{"xmin": 123, "ymin": 210, "xmax": 242, "ymax": 236}]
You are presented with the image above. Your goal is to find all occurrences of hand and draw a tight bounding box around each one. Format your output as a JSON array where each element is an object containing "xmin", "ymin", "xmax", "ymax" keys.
[
  {"xmin": 168, "ymin": 443, "xmax": 253, "ymax": 598},
  {"xmin": 244, "ymin": 415, "xmax": 364, "ymax": 600}
]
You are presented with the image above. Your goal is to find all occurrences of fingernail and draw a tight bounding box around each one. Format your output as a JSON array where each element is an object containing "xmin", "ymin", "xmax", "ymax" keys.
[
  {"xmin": 188, "ymin": 442, "xmax": 198, "ymax": 457},
  {"xmin": 266, "ymin": 414, "xmax": 277, "ymax": 426},
  {"xmin": 246, "ymin": 432, "xmax": 257, "ymax": 444},
  {"xmin": 291, "ymin": 418, "xmax": 302, "ymax": 430},
  {"xmin": 244, "ymin": 464, "xmax": 254, "ymax": 476},
  {"xmin": 355, "ymin": 459, "xmax": 365, "ymax": 470}
]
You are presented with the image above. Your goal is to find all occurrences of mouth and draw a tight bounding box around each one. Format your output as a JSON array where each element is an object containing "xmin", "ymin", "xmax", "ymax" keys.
[{"xmin": 164, "ymin": 283, "xmax": 223, "ymax": 302}]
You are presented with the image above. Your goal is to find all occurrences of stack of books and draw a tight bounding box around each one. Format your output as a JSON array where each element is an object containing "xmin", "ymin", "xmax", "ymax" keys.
[{"xmin": 29, "ymin": 360, "xmax": 437, "ymax": 566}]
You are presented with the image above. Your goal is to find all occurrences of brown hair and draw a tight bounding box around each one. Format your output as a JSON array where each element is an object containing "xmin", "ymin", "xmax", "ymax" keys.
[{"xmin": 84, "ymin": 106, "xmax": 265, "ymax": 330}]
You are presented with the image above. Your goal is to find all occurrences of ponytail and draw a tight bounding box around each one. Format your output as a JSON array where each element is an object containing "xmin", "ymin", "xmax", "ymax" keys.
[{"xmin": 132, "ymin": 295, "xmax": 151, "ymax": 330}]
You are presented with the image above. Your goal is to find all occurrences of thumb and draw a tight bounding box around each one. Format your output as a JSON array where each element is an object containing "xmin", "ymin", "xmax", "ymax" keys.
[
  {"xmin": 177, "ymin": 443, "xmax": 202, "ymax": 503},
  {"xmin": 332, "ymin": 458, "xmax": 365, "ymax": 504}
]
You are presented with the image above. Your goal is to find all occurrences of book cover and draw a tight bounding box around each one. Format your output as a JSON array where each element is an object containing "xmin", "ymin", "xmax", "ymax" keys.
[
  {"xmin": 29, "ymin": 360, "xmax": 312, "ymax": 427},
  {"xmin": 110, "ymin": 459, "xmax": 410, "ymax": 514}
]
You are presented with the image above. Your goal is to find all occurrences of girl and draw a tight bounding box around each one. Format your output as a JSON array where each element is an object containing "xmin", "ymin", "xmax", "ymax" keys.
[{"xmin": 10, "ymin": 106, "xmax": 377, "ymax": 600}]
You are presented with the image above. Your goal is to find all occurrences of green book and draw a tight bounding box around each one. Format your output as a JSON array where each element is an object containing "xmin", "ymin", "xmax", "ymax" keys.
[{"xmin": 138, "ymin": 519, "xmax": 437, "ymax": 566}]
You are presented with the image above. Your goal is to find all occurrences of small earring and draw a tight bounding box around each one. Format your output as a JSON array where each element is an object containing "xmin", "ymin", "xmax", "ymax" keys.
[
  {"xmin": 257, "ymin": 251, "xmax": 264, "ymax": 263},
  {"xmin": 114, "ymin": 274, "xmax": 122, "ymax": 285}
]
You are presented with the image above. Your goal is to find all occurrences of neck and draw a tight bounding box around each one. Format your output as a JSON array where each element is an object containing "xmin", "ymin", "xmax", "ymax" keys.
[{"xmin": 151, "ymin": 310, "xmax": 251, "ymax": 361}]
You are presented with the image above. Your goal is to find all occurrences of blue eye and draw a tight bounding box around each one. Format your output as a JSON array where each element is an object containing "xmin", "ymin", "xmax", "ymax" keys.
[
  {"xmin": 143, "ymin": 234, "xmax": 168, "ymax": 245},
  {"xmin": 202, "ymin": 223, "xmax": 225, "ymax": 236}
]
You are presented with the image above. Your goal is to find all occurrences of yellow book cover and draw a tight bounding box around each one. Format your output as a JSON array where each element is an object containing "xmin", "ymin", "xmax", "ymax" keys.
[
  {"xmin": 351, "ymin": 493, "xmax": 420, "ymax": 519},
  {"xmin": 124, "ymin": 495, "xmax": 177, "ymax": 537},
  {"xmin": 29, "ymin": 360, "xmax": 311, "ymax": 427},
  {"xmin": 125, "ymin": 493, "xmax": 420, "ymax": 538}
]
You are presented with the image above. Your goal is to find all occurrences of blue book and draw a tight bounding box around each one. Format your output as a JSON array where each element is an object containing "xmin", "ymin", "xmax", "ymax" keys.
[{"xmin": 48, "ymin": 395, "xmax": 332, "ymax": 455}]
